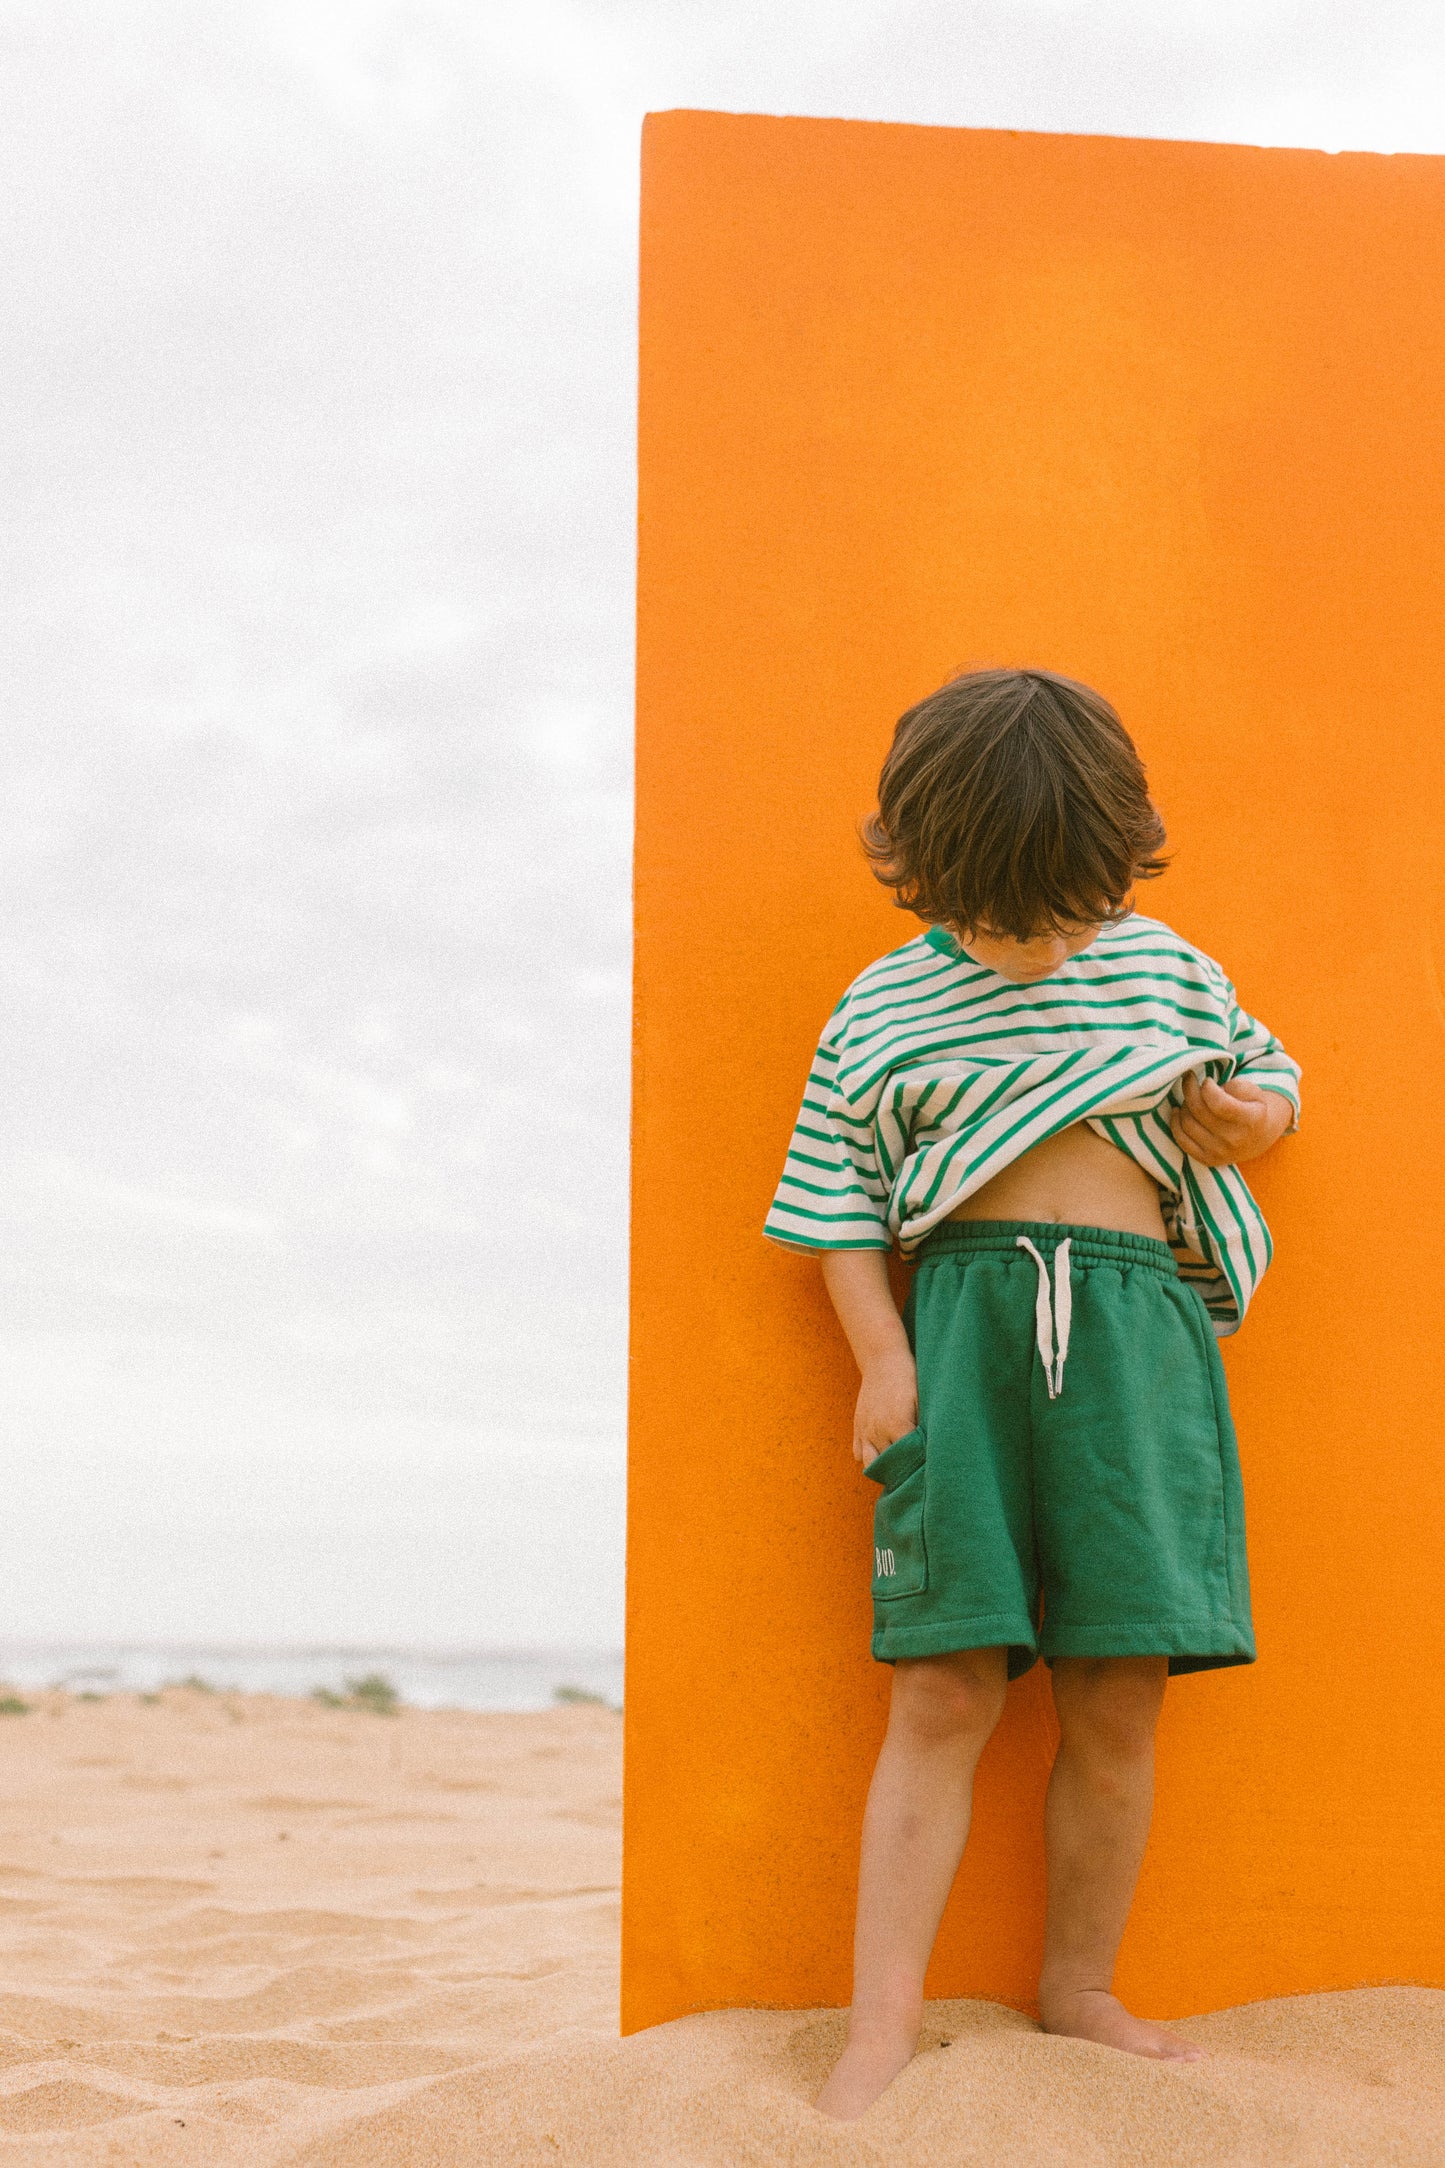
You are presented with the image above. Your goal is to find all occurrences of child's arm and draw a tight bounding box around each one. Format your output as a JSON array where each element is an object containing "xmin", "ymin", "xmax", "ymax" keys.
[
  {"xmin": 1170, "ymin": 1072, "xmax": 1295, "ymax": 1167},
  {"xmin": 819, "ymin": 1251, "xmax": 918, "ymax": 1469},
  {"xmin": 1173, "ymin": 974, "xmax": 1300, "ymax": 1167}
]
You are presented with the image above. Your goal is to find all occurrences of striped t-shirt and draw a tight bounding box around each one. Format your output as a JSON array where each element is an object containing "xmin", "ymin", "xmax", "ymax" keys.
[{"xmin": 763, "ymin": 914, "xmax": 1300, "ymax": 1335}]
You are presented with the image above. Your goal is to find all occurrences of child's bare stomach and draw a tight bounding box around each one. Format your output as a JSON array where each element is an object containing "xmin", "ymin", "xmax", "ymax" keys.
[{"xmin": 947, "ymin": 1120, "xmax": 1168, "ymax": 1242}]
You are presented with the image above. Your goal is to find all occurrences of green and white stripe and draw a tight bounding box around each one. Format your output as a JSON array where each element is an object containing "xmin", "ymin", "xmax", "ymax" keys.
[{"xmin": 764, "ymin": 915, "xmax": 1300, "ymax": 1335}]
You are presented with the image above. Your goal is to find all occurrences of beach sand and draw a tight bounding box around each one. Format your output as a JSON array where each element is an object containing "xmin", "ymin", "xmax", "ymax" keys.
[{"xmin": 0, "ymin": 1689, "xmax": 1439, "ymax": 2164}]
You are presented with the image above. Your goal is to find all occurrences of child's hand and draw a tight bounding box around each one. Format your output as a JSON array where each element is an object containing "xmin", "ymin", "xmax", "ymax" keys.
[
  {"xmin": 853, "ymin": 1348, "xmax": 919, "ymax": 1468},
  {"xmin": 1170, "ymin": 1072, "xmax": 1294, "ymax": 1167}
]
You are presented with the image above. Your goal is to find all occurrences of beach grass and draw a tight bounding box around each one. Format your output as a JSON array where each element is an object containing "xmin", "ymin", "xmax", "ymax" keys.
[{"xmin": 311, "ymin": 1673, "xmax": 403, "ymax": 1714}]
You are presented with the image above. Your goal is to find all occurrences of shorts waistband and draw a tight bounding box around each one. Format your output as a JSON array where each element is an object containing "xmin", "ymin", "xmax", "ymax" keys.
[{"xmin": 917, "ymin": 1219, "xmax": 1179, "ymax": 1276}]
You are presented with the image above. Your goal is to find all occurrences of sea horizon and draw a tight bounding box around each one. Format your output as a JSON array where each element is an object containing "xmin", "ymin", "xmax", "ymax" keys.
[{"xmin": 0, "ymin": 1639, "xmax": 624, "ymax": 1713}]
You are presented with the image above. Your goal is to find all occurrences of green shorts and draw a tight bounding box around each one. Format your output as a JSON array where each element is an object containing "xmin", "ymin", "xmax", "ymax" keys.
[{"xmin": 866, "ymin": 1220, "xmax": 1255, "ymax": 1678}]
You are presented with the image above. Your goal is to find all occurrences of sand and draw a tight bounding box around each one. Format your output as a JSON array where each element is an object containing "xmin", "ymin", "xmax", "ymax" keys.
[{"xmin": 0, "ymin": 1689, "xmax": 1438, "ymax": 2164}]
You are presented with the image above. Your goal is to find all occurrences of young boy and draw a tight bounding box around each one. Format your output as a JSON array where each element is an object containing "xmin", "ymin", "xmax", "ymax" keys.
[{"xmin": 764, "ymin": 667, "xmax": 1300, "ymax": 2122}]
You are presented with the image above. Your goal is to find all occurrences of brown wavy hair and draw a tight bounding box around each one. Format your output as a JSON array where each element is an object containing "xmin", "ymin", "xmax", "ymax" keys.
[{"xmin": 861, "ymin": 667, "xmax": 1168, "ymax": 939}]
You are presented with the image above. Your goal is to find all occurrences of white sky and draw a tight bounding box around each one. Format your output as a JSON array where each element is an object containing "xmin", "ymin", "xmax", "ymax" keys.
[{"xmin": 1, "ymin": 0, "xmax": 1441, "ymax": 1648}]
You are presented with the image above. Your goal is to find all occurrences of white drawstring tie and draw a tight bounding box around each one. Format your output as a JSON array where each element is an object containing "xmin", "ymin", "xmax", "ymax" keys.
[{"xmin": 1016, "ymin": 1235, "xmax": 1072, "ymax": 1398}]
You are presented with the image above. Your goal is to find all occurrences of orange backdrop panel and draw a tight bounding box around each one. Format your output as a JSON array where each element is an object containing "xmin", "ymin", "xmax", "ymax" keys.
[{"xmin": 624, "ymin": 110, "xmax": 1445, "ymax": 2035}]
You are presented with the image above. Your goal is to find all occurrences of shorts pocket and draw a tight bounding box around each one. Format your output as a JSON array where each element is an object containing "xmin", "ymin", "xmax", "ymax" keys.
[{"xmin": 865, "ymin": 1425, "xmax": 928, "ymax": 1600}]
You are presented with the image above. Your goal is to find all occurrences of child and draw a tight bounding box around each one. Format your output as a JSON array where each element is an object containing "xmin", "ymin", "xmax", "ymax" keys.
[{"xmin": 764, "ymin": 667, "xmax": 1299, "ymax": 2122}]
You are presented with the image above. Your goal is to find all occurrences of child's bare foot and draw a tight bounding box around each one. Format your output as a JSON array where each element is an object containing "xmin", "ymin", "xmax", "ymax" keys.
[
  {"xmin": 814, "ymin": 2022, "xmax": 917, "ymax": 2120},
  {"xmin": 1039, "ymin": 1985, "xmax": 1204, "ymax": 2062}
]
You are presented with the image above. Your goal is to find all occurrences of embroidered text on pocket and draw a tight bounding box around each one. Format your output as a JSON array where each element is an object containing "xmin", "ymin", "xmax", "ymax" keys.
[{"xmin": 865, "ymin": 1425, "xmax": 928, "ymax": 1601}]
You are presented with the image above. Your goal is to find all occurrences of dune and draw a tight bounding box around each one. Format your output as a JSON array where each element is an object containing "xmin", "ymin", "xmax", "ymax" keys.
[{"xmin": 0, "ymin": 1687, "xmax": 1438, "ymax": 2164}]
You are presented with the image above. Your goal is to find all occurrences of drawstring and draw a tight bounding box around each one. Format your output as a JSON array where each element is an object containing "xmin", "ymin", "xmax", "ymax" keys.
[{"xmin": 1016, "ymin": 1235, "xmax": 1072, "ymax": 1398}]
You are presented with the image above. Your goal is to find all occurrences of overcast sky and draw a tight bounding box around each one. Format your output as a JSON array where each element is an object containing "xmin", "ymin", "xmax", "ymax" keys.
[{"xmin": 1, "ymin": 0, "xmax": 1441, "ymax": 1650}]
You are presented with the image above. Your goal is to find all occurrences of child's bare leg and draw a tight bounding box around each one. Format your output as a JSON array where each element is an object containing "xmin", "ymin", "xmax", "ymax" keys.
[
  {"xmin": 1037, "ymin": 1655, "xmax": 1202, "ymax": 2061},
  {"xmin": 816, "ymin": 1646, "xmax": 1008, "ymax": 2121}
]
